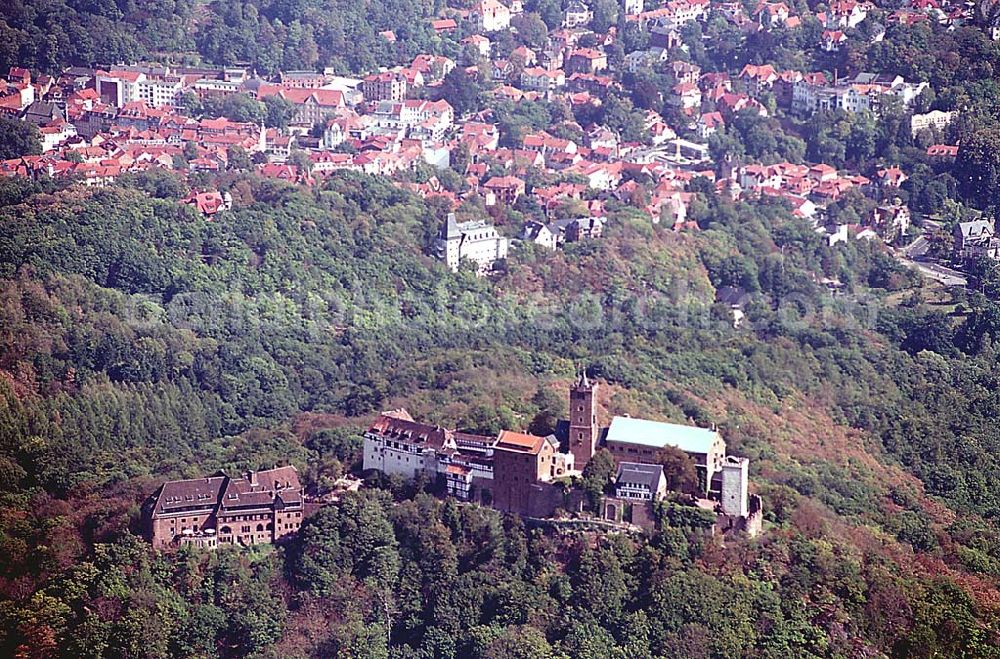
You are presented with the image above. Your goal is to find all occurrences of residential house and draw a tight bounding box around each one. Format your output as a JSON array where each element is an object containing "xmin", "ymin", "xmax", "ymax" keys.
[
  {"xmin": 520, "ymin": 67, "xmax": 566, "ymax": 92},
  {"xmin": 563, "ymin": 215, "xmax": 605, "ymax": 241},
  {"xmin": 649, "ymin": 25, "xmax": 683, "ymax": 50},
  {"xmin": 822, "ymin": 0, "xmax": 870, "ymax": 28},
  {"xmin": 523, "ymin": 131, "xmax": 578, "ymax": 156},
  {"xmin": 738, "ymin": 64, "xmax": 779, "ymax": 96},
  {"xmin": 566, "ymin": 48, "xmax": 608, "ymax": 75},
  {"xmin": 670, "ymin": 82, "xmax": 703, "ymax": 111},
  {"xmin": 510, "ymin": 46, "xmax": 538, "ymax": 68},
  {"xmin": 670, "ymin": 61, "xmax": 702, "ymax": 85},
  {"xmin": 717, "ymin": 93, "xmax": 768, "ymax": 117},
  {"xmin": 911, "ymin": 109, "xmax": 955, "ymax": 137},
  {"xmin": 181, "ymin": 190, "xmax": 232, "ymax": 217},
  {"xmin": 757, "ymin": 2, "xmax": 792, "ymax": 27},
  {"xmin": 373, "ymin": 99, "xmax": 454, "ymax": 140},
  {"xmin": 483, "ymin": 175, "xmax": 526, "ymax": 204},
  {"xmin": 37, "ymin": 119, "xmax": 76, "ymax": 151},
  {"xmin": 566, "ymin": 160, "xmax": 622, "ymax": 190},
  {"xmin": 462, "ymin": 34, "xmax": 493, "ymax": 57},
  {"xmin": 411, "ymin": 54, "xmax": 456, "ymax": 82},
  {"xmin": 0, "ymin": 78, "xmax": 35, "ymax": 114},
  {"xmin": 772, "ymin": 70, "xmax": 802, "ymax": 108},
  {"xmin": 869, "ymin": 199, "xmax": 911, "ymax": 243},
  {"xmin": 954, "ymin": 220, "xmax": 1000, "ymax": 262},
  {"xmin": 521, "ymin": 220, "xmax": 559, "ymax": 250},
  {"xmin": 875, "ymin": 166, "xmax": 907, "ymax": 188},
  {"xmin": 361, "ymin": 71, "xmax": 408, "ymax": 103},
  {"xmin": 431, "ymin": 18, "xmax": 459, "ymax": 34},
  {"xmin": 695, "ymin": 111, "xmax": 725, "ymax": 139},
  {"xmin": 624, "ymin": 50, "xmax": 664, "ymax": 73},
  {"xmin": 7, "ymin": 67, "xmax": 30, "ymax": 86},
  {"xmin": 614, "ymin": 463, "xmax": 668, "ymax": 501},
  {"xmin": 822, "ymin": 30, "xmax": 848, "ymax": 52},
  {"xmin": 563, "ymin": 1, "xmax": 593, "ymax": 27},
  {"xmin": 492, "ymin": 59, "xmax": 515, "ymax": 82}
]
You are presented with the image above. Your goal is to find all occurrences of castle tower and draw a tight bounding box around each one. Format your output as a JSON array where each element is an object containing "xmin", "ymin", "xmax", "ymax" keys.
[
  {"xmin": 568, "ymin": 372, "xmax": 598, "ymax": 469},
  {"xmin": 721, "ymin": 456, "xmax": 749, "ymax": 517}
]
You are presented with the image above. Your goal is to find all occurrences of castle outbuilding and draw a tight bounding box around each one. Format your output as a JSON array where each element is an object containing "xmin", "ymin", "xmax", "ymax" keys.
[{"xmin": 148, "ymin": 466, "xmax": 304, "ymax": 549}]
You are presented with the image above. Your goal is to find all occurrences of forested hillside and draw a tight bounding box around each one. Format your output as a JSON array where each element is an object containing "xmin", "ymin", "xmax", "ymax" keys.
[
  {"xmin": 0, "ymin": 169, "xmax": 999, "ymax": 656},
  {"xmin": 0, "ymin": 0, "xmax": 460, "ymax": 75}
]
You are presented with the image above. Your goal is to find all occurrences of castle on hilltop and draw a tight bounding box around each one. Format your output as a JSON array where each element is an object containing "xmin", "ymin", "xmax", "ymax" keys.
[{"xmin": 363, "ymin": 375, "xmax": 762, "ymax": 535}]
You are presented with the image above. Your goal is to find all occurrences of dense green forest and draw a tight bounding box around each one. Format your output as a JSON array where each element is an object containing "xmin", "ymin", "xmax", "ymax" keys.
[
  {"xmin": 0, "ymin": 0, "xmax": 457, "ymax": 75},
  {"xmin": 0, "ymin": 167, "xmax": 999, "ymax": 656}
]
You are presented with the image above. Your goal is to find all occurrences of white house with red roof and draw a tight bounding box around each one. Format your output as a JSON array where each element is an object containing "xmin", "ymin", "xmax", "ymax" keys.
[
  {"xmin": 716, "ymin": 93, "xmax": 768, "ymax": 117},
  {"xmin": 520, "ymin": 67, "xmax": 566, "ymax": 92},
  {"xmin": 756, "ymin": 1, "xmax": 793, "ymax": 26},
  {"xmin": 694, "ymin": 111, "xmax": 725, "ymax": 139},
  {"xmin": 462, "ymin": 34, "xmax": 492, "ymax": 57},
  {"xmin": 181, "ymin": 190, "xmax": 231, "ymax": 216},
  {"xmin": 738, "ymin": 64, "xmax": 779, "ymax": 96},
  {"xmin": 566, "ymin": 160, "xmax": 623, "ymax": 190},
  {"xmin": 566, "ymin": 48, "xmax": 608, "ymax": 75},
  {"xmin": 431, "ymin": 18, "xmax": 459, "ymax": 33},
  {"xmin": 876, "ymin": 166, "xmax": 908, "ymax": 188},
  {"xmin": 670, "ymin": 82, "xmax": 702, "ymax": 111},
  {"xmin": 822, "ymin": 30, "xmax": 848, "ymax": 52},
  {"xmin": 522, "ymin": 131, "xmax": 578, "ymax": 155},
  {"xmin": 820, "ymin": 0, "xmax": 871, "ymax": 28},
  {"xmin": 37, "ymin": 119, "xmax": 77, "ymax": 152},
  {"xmin": 411, "ymin": 55, "xmax": 456, "ymax": 82}
]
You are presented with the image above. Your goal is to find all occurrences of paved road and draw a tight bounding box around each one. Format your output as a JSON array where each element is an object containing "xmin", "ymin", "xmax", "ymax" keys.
[
  {"xmin": 902, "ymin": 235, "xmax": 929, "ymax": 259},
  {"xmin": 899, "ymin": 257, "xmax": 968, "ymax": 287}
]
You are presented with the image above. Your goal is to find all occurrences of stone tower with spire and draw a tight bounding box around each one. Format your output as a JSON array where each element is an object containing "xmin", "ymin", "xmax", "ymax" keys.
[{"xmin": 568, "ymin": 372, "xmax": 598, "ymax": 469}]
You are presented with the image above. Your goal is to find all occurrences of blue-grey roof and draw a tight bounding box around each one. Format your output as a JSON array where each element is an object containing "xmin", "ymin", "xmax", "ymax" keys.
[
  {"xmin": 616, "ymin": 462, "xmax": 664, "ymax": 489},
  {"xmin": 605, "ymin": 416, "xmax": 721, "ymax": 454}
]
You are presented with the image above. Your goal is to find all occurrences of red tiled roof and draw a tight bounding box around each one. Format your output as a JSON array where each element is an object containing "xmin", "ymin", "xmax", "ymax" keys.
[{"xmin": 495, "ymin": 430, "xmax": 545, "ymax": 454}]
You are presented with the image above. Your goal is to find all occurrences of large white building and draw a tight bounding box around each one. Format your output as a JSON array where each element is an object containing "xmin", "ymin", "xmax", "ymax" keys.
[
  {"xmin": 910, "ymin": 109, "xmax": 955, "ymax": 136},
  {"xmin": 469, "ymin": 0, "xmax": 511, "ymax": 32},
  {"xmin": 372, "ymin": 99, "xmax": 454, "ymax": 140},
  {"xmin": 435, "ymin": 213, "xmax": 509, "ymax": 274},
  {"xmin": 792, "ymin": 73, "xmax": 927, "ymax": 116},
  {"xmin": 95, "ymin": 70, "xmax": 184, "ymax": 108},
  {"xmin": 363, "ymin": 409, "xmax": 495, "ymax": 500}
]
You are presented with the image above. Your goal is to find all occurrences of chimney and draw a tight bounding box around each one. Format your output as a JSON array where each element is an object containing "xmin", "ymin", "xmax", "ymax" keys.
[{"xmin": 247, "ymin": 470, "xmax": 258, "ymax": 487}]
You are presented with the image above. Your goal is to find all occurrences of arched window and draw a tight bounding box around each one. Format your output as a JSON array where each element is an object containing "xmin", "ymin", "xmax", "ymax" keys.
[
  {"xmin": 256, "ymin": 523, "xmax": 264, "ymax": 532},
  {"xmin": 220, "ymin": 526, "xmax": 232, "ymax": 535}
]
